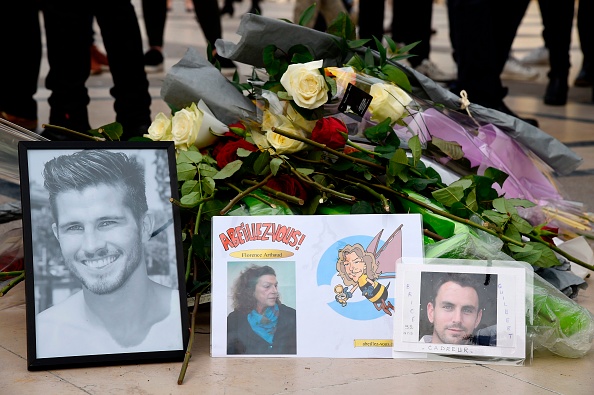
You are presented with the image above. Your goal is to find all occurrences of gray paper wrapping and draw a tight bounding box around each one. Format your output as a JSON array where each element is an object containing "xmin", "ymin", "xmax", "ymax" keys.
[
  {"xmin": 160, "ymin": 48, "xmax": 256, "ymax": 125},
  {"xmin": 214, "ymin": 14, "xmax": 581, "ymax": 176}
]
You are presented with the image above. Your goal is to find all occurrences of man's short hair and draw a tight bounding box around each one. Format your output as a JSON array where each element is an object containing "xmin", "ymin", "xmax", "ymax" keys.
[
  {"xmin": 43, "ymin": 150, "xmax": 148, "ymax": 223},
  {"xmin": 430, "ymin": 272, "xmax": 482, "ymax": 308}
]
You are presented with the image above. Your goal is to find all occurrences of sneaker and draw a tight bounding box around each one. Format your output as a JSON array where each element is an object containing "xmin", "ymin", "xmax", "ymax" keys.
[
  {"xmin": 501, "ymin": 57, "xmax": 539, "ymax": 81},
  {"xmin": 519, "ymin": 46, "xmax": 549, "ymax": 66},
  {"xmin": 413, "ymin": 59, "xmax": 456, "ymax": 82},
  {"xmin": 144, "ymin": 48, "xmax": 164, "ymax": 73}
]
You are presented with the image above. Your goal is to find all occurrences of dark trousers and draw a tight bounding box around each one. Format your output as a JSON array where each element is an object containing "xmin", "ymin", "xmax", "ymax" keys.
[
  {"xmin": 448, "ymin": 0, "xmax": 530, "ymax": 107},
  {"xmin": 192, "ymin": 0, "xmax": 222, "ymax": 48},
  {"xmin": 43, "ymin": 0, "xmax": 151, "ymax": 135},
  {"xmin": 142, "ymin": 0, "xmax": 168, "ymax": 48},
  {"xmin": 358, "ymin": 0, "xmax": 385, "ymax": 44},
  {"xmin": 578, "ymin": 0, "xmax": 594, "ymax": 79},
  {"xmin": 0, "ymin": 1, "xmax": 42, "ymax": 120},
  {"xmin": 538, "ymin": 0, "xmax": 575, "ymax": 80},
  {"xmin": 391, "ymin": 0, "xmax": 433, "ymax": 68}
]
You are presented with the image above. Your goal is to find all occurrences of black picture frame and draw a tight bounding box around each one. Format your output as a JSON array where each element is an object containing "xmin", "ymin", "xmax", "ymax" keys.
[{"xmin": 18, "ymin": 141, "xmax": 189, "ymax": 370}]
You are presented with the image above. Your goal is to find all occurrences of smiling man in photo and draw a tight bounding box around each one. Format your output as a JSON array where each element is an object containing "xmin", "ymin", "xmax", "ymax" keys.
[{"xmin": 35, "ymin": 150, "xmax": 182, "ymax": 358}]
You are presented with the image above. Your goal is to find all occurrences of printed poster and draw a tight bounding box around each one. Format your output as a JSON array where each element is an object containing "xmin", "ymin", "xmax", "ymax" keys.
[{"xmin": 211, "ymin": 214, "xmax": 424, "ymax": 358}]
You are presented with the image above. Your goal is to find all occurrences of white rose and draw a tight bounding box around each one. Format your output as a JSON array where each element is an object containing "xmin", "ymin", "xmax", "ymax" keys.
[
  {"xmin": 171, "ymin": 108, "xmax": 200, "ymax": 149},
  {"xmin": 280, "ymin": 60, "xmax": 328, "ymax": 109},
  {"xmin": 368, "ymin": 83, "xmax": 412, "ymax": 124},
  {"xmin": 144, "ymin": 112, "xmax": 172, "ymax": 141},
  {"xmin": 266, "ymin": 127, "xmax": 309, "ymax": 154}
]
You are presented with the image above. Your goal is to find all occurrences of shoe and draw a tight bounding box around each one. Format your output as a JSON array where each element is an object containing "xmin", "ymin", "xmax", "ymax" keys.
[
  {"xmin": 220, "ymin": 4, "xmax": 234, "ymax": 17},
  {"xmin": 492, "ymin": 101, "xmax": 539, "ymax": 128},
  {"xmin": 519, "ymin": 46, "xmax": 549, "ymax": 66},
  {"xmin": 0, "ymin": 110, "xmax": 38, "ymax": 131},
  {"xmin": 413, "ymin": 59, "xmax": 456, "ymax": 82},
  {"xmin": 544, "ymin": 77, "xmax": 569, "ymax": 106},
  {"xmin": 574, "ymin": 68, "xmax": 593, "ymax": 88},
  {"xmin": 144, "ymin": 48, "xmax": 164, "ymax": 73},
  {"xmin": 501, "ymin": 57, "xmax": 539, "ymax": 81}
]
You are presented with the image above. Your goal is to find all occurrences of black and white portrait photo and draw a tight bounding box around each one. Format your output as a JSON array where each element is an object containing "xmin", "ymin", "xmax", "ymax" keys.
[{"xmin": 19, "ymin": 142, "xmax": 188, "ymax": 369}]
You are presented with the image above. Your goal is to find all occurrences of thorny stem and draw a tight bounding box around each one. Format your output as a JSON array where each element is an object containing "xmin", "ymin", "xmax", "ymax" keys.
[
  {"xmin": 225, "ymin": 182, "xmax": 278, "ymax": 208},
  {"xmin": 0, "ymin": 272, "xmax": 25, "ymax": 297},
  {"xmin": 185, "ymin": 202, "xmax": 205, "ymax": 282},
  {"xmin": 170, "ymin": 195, "xmax": 215, "ymax": 210},
  {"xmin": 220, "ymin": 173, "xmax": 273, "ymax": 215},
  {"xmin": 290, "ymin": 168, "xmax": 355, "ymax": 201},
  {"xmin": 42, "ymin": 124, "xmax": 106, "ymax": 141},
  {"xmin": 340, "ymin": 178, "xmax": 390, "ymax": 212},
  {"xmin": 241, "ymin": 180, "xmax": 304, "ymax": 205},
  {"xmin": 273, "ymin": 128, "xmax": 385, "ymax": 171}
]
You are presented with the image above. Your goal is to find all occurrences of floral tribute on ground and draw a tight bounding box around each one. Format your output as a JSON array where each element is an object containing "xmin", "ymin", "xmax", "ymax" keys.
[{"xmin": 1, "ymin": 8, "xmax": 593, "ymax": 383}]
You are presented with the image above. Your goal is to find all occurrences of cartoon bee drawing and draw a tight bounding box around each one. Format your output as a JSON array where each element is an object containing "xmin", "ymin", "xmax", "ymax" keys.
[{"xmin": 334, "ymin": 225, "xmax": 403, "ymax": 316}]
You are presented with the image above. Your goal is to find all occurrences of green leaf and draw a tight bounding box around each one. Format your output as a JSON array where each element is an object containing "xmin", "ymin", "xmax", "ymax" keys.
[
  {"xmin": 408, "ymin": 178, "xmax": 438, "ymax": 191},
  {"xmin": 95, "ymin": 122, "xmax": 123, "ymax": 141},
  {"xmin": 507, "ymin": 198, "xmax": 536, "ymax": 209},
  {"xmin": 504, "ymin": 223, "xmax": 522, "ymax": 242},
  {"xmin": 277, "ymin": 90, "xmax": 293, "ymax": 101},
  {"xmin": 373, "ymin": 36, "xmax": 386, "ymax": 64},
  {"xmin": 253, "ymin": 150, "xmax": 271, "ymax": 175},
  {"xmin": 364, "ymin": 118, "xmax": 391, "ymax": 143},
  {"xmin": 431, "ymin": 179, "xmax": 472, "ymax": 207},
  {"xmin": 464, "ymin": 187, "xmax": 479, "ymax": 212},
  {"xmin": 270, "ymin": 157, "xmax": 283, "ymax": 176},
  {"xmin": 484, "ymin": 167, "xmax": 509, "ymax": 187},
  {"xmin": 482, "ymin": 210, "xmax": 509, "ymax": 227},
  {"xmin": 514, "ymin": 242, "xmax": 559, "ymax": 268},
  {"xmin": 236, "ymin": 147, "xmax": 252, "ymax": 158},
  {"xmin": 298, "ymin": 4, "xmax": 316, "ymax": 26},
  {"xmin": 510, "ymin": 213, "xmax": 534, "ymax": 234},
  {"xmin": 351, "ymin": 201, "xmax": 374, "ymax": 214},
  {"xmin": 348, "ymin": 39, "xmax": 371, "ymax": 49},
  {"xmin": 430, "ymin": 137, "xmax": 465, "ymax": 160},
  {"xmin": 201, "ymin": 177, "xmax": 216, "ymax": 195},
  {"xmin": 181, "ymin": 180, "xmax": 200, "ymax": 196},
  {"xmin": 508, "ymin": 243, "xmax": 532, "ymax": 253},
  {"xmin": 364, "ymin": 48, "xmax": 375, "ymax": 68},
  {"xmin": 388, "ymin": 148, "xmax": 409, "ymax": 177},
  {"xmin": 380, "ymin": 64, "xmax": 411, "ymax": 92},
  {"xmin": 326, "ymin": 11, "xmax": 357, "ymax": 40},
  {"xmin": 180, "ymin": 191, "xmax": 202, "ymax": 207},
  {"xmin": 177, "ymin": 162, "xmax": 197, "ymax": 181},
  {"xmin": 198, "ymin": 163, "xmax": 218, "ymax": 178},
  {"xmin": 213, "ymin": 160, "xmax": 243, "ymax": 179},
  {"xmin": 296, "ymin": 168, "xmax": 314, "ymax": 176},
  {"xmin": 408, "ymin": 135, "xmax": 422, "ymax": 167},
  {"xmin": 178, "ymin": 149, "xmax": 204, "ymax": 164}
]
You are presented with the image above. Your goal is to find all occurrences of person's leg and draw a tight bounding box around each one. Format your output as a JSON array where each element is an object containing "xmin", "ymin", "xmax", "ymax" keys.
[
  {"xmin": 358, "ymin": 0, "xmax": 385, "ymax": 46},
  {"xmin": 538, "ymin": 0, "xmax": 575, "ymax": 105},
  {"xmin": 192, "ymin": 0, "xmax": 222, "ymax": 48},
  {"xmin": 43, "ymin": 0, "xmax": 93, "ymax": 132},
  {"xmin": 577, "ymin": 0, "xmax": 594, "ymax": 92},
  {"xmin": 94, "ymin": 0, "xmax": 152, "ymax": 138},
  {"xmin": 319, "ymin": 0, "xmax": 347, "ymax": 27},
  {"xmin": 0, "ymin": 0, "xmax": 42, "ymax": 128},
  {"xmin": 391, "ymin": 0, "xmax": 432, "ymax": 67},
  {"xmin": 142, "ymin": 0, "xmax": 167, "ymax": 48}
]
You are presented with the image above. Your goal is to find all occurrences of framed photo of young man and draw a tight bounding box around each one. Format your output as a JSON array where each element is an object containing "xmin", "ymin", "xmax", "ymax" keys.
[
  {"xmin": 18, "ymin": 141, "xmax": 189, "ymax": 370},
  {"xmin": 393, "ymin": 258, "xmax": 531, "ymax": 363}
]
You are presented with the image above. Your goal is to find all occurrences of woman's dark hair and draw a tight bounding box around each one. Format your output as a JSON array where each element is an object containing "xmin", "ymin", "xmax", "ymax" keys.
[
  {"xmin": 43, "ymin": 150, "xmax": 148, "ymax": 224},
  {"xmin": 232, "ymin": 265, "xmax": 279, "ymax": 313}
]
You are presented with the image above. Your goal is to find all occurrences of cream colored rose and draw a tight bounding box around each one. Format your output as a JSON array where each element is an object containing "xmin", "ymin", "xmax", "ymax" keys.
[
  {"xmin": 266, "ymin": 127, "xmax": 309, "ymax": 154},
  {"xmin": 286, "ymin": 104, "xmax": 316, "ymax": 133},
  {"xmin": 368, "ymin": 83, "xmax": 412, "ymax": 124},
  {"xmin": 144, "ymin": 112, "xmax": 172, "ymax": 141},
  {"xmin": 280, "ymin": 60, "xmax": 328, "ymax": 109},
  {"xmin": 171, "ymin": 108, "xmax": 200, "ymax": 150}
]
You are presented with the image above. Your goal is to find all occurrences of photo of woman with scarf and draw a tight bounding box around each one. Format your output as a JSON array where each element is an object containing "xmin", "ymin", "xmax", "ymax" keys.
[{"xmin": 226, "ymin": 264, "xmax": 297, "ymax": 355}]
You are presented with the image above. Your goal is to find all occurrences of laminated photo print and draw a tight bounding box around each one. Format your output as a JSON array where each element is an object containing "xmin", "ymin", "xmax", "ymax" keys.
[{"xmin": 393, "ymin": 258, "xmax": 531, "ymax": 364}]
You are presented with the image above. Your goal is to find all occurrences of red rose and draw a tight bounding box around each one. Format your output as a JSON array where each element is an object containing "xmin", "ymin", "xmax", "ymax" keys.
[
  {"xmin": 266, "ymin": 174, "xmax": 308, "ymax": 201},
  {"xmin": 212, "ymin": 137, "xmax": 258, "ymax": 168},
  {"xmin": 311, "ymin": 117, "xmax": 348, "ymax": 149}
]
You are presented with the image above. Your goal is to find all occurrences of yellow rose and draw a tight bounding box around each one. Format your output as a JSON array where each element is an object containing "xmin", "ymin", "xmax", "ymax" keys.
[
  {"xmin": 368, "ymin": 83, "xmax": 412, "ymax": 124},
  {"xmin": 280, "ymin": 60, "xmax": 328, "ymax": 110},
  {"xmin": 171, "ymin": 108, "xmax": 200, "ymax": 150},
  {"xmin": 144, "ymin": 112, "xmax": 172, "ymax": 141}
]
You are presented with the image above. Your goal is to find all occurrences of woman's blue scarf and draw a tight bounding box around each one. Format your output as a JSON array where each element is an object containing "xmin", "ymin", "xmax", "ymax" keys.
[{"xmin": 247, "ymin": 303, "xmax": 279, "ymax": 344}]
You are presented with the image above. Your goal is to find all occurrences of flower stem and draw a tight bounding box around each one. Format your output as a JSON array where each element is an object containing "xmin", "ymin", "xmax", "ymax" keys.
[
  {"xmin": 241, "ymin": 180, "xmax": 304, "ymax": 205},
  {"xmin": 290, "ymin": 168, "xmax": 356, "ymax": 201},
  {"xmin": 220, "ymin": 173, "xmax": 273, "ymax": 215},
  {"xmin": 0, "ymin": 272, "xmax": 25, "ymax": 297},
  {"xmin": 42, "ymin": 124, "xmax": 106, "ymax": 141},
  {"xmin": 273, "ymin": 128, "xmax": 385, "ymax": 171},
  {"xmin": 340, "ymin": 178, "xmax": 390, "ymax": 212},
  {"xmin": 185, "ymin": 202, "xmax": 205, "ymax": 282},
  {"xmin": 225, "ymin": 182, "xmax": 278, "ymax": 208},
  {"xmin": 0, "ymin": 270, "xmax": 24, "ymax": 278}
]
